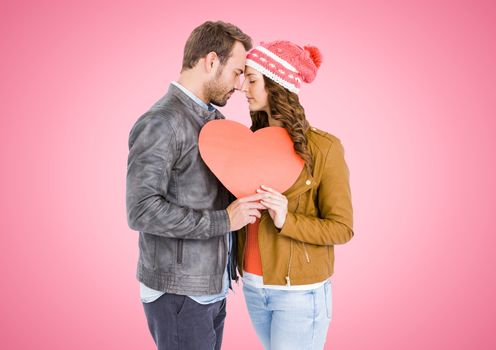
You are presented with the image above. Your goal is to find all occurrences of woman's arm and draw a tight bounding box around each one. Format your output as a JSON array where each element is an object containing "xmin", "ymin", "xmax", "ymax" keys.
[{"xmin": 279, "ymin": 139, "xmax": 354, "ymax": 246}]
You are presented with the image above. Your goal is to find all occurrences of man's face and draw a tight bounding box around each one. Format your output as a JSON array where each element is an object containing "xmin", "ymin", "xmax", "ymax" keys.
[{"xmin": 205, "ymin": 41, "xmax": 246, "ymax": 107}]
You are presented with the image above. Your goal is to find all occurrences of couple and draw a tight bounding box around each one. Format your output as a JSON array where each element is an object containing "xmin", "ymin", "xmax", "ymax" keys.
[{"xmin": 126, "ymin": 21, "xmax": 354, "ymax": 350}]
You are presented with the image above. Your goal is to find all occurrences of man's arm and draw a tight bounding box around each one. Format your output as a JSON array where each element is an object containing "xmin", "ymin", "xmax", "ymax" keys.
[{"xmin": 126, "ymin": 114, "xmax": 230, "ymax": 239}]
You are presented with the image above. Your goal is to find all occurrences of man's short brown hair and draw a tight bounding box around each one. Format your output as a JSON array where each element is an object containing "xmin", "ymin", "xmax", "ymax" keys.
[{"xmin": 182, "ymin": 21, "xmax": 252, "ymax": 70}]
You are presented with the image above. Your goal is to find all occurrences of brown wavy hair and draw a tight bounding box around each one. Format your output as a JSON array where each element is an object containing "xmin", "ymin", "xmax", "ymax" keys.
[
  {"xmin": 182, "ymin": 21, "xmax": 252, "ymax": 70},
  {"xmin": 250, "ymin": 76, "xmax": 313, "ymax": 173}
]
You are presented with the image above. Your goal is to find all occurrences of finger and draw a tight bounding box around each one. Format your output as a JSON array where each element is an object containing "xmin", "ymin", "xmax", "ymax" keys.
[
  {"xmin": 260, "ymin": 197, "xmax": 284, "ymax": 206},
  {"xmin": 257, "ymin": 188, "xmax": 285, "ymax": 201},
  {"xmin": 260, "ymin": 185, "xmax": 282, "ymax": 195},
  {"xmin": 257, "ymin": 188, "xmax": 277, "ymax": 196},
  {"xmin": 248, "ymin": 209, "xmax": 261, "ymax": 218},
  {"xmin": 260, "ymin": 200, "xmax": 279, "ymax": 211},
  {"xmin": 267, "ymin": 195, "xmax": 286, "ymax": 204},
  {"xmin": 259, "ymin": 202, "xmax": 269, "ymax": 210},
  {"xmin": 238, "ymin": 193, "xmax": 267, "ymax": 203},
  {"xmin": 260, "ymin": 193, "xmax": 286, "ymax": 203},
  {"xmin": 255, "ymin": 189, "xmax": 272, "ymax": 198},
  {"xmin": 244, "ymin": 202, "xmax": 266, "ymax": 210}
]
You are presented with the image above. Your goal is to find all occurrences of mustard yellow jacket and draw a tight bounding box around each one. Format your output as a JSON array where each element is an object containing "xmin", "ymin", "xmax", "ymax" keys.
[{"xmin": 237, "ymin": 127, "xmax": 354, "ymax": 286}]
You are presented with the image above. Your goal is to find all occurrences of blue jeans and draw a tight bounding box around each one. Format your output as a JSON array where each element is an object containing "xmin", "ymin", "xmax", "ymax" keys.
[{"xmin": 242, "ymin": 280, "xmax": 332, "ymax": 350}]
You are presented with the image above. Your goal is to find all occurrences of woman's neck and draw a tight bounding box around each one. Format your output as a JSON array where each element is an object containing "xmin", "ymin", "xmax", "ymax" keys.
[{"xmin": 267, "ymin": 111, "xmax": 283, "ymax": 127}]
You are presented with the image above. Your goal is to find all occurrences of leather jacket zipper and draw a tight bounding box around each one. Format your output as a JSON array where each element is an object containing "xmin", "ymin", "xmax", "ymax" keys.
[
  {"xmin": 242, "ymin": 226, "xmax": 247, "ymax": 275},
  {"xmin": 220, "ymin": 234, "xmax": 226, "ymax": 274},
  {"xmin": 177, "ymin": 239, "xmax": 183, "ymax": 264},
  {"xmin": 230, "ymin": 232, "xmax": 239, "ymax": 283}
]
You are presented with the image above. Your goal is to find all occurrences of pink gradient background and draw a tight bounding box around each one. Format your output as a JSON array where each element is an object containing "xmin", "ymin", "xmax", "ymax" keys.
[{"xmin": 1, "ymin": 0, "xmax": 495, "ymax": 349}]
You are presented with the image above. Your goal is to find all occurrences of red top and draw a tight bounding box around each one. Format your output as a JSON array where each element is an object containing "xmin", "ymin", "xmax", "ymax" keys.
[{"xmin": 243, "ymin": 218, "xmax": 263, "ymax": 276}]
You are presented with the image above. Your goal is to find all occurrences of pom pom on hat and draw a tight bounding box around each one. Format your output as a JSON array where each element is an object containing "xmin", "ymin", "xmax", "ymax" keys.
[{"xmin": 304, "ymin": 45, "xmax": 322, "ymax": 68}]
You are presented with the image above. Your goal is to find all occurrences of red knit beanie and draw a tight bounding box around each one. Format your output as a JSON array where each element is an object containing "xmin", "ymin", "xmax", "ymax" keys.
[{"xmin": 245, "ymin": 40, "xmax": 322, "ymax": 94}]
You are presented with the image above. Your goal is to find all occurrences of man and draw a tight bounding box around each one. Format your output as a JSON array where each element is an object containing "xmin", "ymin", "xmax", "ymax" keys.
[{"xmin": 126, "ymin": 21, "xmax": 264, "ymax": 350}]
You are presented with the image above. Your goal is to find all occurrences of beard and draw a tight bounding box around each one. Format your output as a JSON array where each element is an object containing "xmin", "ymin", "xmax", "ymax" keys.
[{"xmin": 204, "ymin": 68, "xmax": 235, "ymax": 107}]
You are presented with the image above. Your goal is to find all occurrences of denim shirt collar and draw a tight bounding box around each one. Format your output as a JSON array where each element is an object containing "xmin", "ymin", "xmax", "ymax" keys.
[
  {"xmin": 171, "ymin": 81, "xmax": 216, "ymax": 111},
  {"xmin": 168, "ymin": 82, "xmax": 225, "ymax": 122}
]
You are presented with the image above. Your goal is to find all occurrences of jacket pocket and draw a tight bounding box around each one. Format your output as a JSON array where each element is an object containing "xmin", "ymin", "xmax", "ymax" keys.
[
  {"xmin": 301, "ymin": 242, "xmax": 310, "ymax": 263},
  {"xmin": 175, "ymin": 294, "xmax": 188, "ymax": 315},
  {"xmin": 177, "ymin": 239, "xmax": 183, "ymax": 264}
]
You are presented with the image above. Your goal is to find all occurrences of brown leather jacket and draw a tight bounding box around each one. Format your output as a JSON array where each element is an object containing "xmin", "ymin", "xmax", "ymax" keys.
[{"xmin": 237, "ymin": 127, "xmax": 354, "ymax": 286}]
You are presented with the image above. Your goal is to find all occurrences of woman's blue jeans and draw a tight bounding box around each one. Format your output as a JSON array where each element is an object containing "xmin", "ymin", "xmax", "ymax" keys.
[{"xmin": 242, "ymin": 280, "xmax": 332, "ymax": 350}]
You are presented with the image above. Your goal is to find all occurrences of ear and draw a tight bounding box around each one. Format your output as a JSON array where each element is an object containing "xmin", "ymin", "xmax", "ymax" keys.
[{"xmin": 204, "ymin": 51, "xmax": 219, "ymax": 74}]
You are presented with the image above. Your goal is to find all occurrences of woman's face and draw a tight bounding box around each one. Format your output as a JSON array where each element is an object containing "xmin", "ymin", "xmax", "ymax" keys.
[{"xmin": 241, "ymin": 66, "xmax": 269, "ymax": 113}]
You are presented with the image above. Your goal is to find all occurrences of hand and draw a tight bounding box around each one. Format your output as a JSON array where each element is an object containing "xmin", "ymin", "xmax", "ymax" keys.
[
  {"xmin": 257, "ymin": 185, "xmax": 288, "ymax": 229},
  {"xmin": 226, "ymin": 193, "xmax": 266, "ymax": 231}
]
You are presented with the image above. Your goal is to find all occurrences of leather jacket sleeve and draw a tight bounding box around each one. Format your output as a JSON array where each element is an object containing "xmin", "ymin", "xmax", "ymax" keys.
[{"xmin": 126, "ymin": 114, "xmax": 230, "ymax": 239}]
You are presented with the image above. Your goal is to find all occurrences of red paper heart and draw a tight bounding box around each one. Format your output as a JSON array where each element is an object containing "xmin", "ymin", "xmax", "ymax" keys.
[{"xmin": 199, "ymin": 120, "xmax": 304, "ymax": 198}]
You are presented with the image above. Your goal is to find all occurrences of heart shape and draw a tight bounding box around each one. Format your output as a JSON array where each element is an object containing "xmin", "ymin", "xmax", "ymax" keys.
[{"xmin": 199, "ymin": 120, "xmax": 304, "ymax": 198}]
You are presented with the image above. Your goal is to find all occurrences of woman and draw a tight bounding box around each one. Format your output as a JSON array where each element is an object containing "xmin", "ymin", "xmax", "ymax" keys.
[{"xmin": 237, "ymin": 41, "xmax": 354, "ymax": 350}]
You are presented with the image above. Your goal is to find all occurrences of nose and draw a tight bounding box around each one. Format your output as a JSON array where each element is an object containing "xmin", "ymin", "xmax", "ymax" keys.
[
  {"xmin": 234, "ymin": 75, "xmax": 242, "ymax": 91},
  {"xmin": 240, "ymin": 78, "xmax": 249, "ymax": 93}
]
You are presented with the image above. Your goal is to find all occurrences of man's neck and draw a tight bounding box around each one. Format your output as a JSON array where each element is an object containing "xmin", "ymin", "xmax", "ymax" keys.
[{"xmin": 177, "ymin": 73, "xmax": 208, "ymax": 104}]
